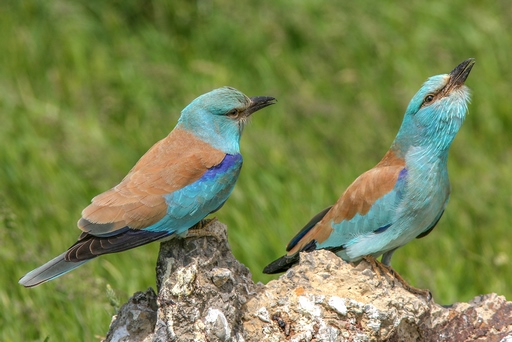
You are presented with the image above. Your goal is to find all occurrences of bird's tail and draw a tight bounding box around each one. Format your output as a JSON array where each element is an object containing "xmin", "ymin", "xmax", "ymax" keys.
[
  {"xmin": 262, "ymin": 253, "xmax": 301, "ymax": 274},
  {"xmin": 19, "ymin": 252, "xmax": 92, "ymax": 288},
  {"xmin": 263, "ymin": 240, "xmax": 318, "ymax": 274}
]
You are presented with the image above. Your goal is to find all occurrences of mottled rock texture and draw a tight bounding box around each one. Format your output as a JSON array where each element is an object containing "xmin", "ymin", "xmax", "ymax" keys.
[{"xmin": 104, "ymin": 220, "xmax": 512, "ymax": 342}]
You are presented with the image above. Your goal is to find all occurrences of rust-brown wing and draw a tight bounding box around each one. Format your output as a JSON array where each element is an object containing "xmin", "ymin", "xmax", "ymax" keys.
[
  {"xmin": 79, "ymin": 128, "xmax": 226, "ymax": 235},
  {"xmin": 285, "ymin": 150, "xmax": 406, "ymax": 256}
]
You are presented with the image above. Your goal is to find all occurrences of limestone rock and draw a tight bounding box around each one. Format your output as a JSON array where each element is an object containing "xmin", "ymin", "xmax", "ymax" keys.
[
  {"xmin": 243, "ymin": 249, "xmax": 430, "ymax": 341},
  {"xmin": 106, "ymin": 219, "xmax": 261, "ymax": 342},
  {"xmin": 103, "ymin": 288, "xmax": 158, "ymax": 342},
  {"xmin": 104, "ymin": 220, "xmax": 512, "ymax": 341},
  {"xmin": 243, "ymin": 250, "xmax": 512, "ymax": 341}
]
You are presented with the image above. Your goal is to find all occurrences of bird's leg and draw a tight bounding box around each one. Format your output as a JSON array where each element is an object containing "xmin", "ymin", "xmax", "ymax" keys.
[
  {"xmin": 193, "ymin": 217, "xmax": 217, "ymax": 230},
  {"xmin": 363, "ymin": 255, "xmax": 432, "ymax": 301},
  {"xmin": 362, "ymin": 255, "xmax": 390, "ymax": 286},
  {"xmin": 183, "ymin": 218, "xmax": 224, "ymax": 268},
  {"xmin": 381, "ymin": 249, "xmax": 432, "ymax": 300},
  {"xmin": 185, "ymin": 218, "xmax": 224, "ymax": 242},
  {"xmin": 380, "ymin": 249, "xmax": 396, "ymax": 266},
  {"xmin": 380, "ymin": 263, "xmax": 432, "ymax": 301}
]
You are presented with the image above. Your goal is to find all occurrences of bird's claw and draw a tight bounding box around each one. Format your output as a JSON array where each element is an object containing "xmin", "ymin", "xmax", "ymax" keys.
[
  {"xmin": 186, "ymin": 218, "xmax": 223, "ymax": 242},
  {"xmin": 362, "ymin": 256, "xmax": 432, "ymax": 301}
]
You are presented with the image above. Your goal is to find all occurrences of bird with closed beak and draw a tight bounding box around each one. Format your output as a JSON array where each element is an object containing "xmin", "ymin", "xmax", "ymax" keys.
[{"xmin": 20, "ymin": 87, "xmax": 276, "ymax": 288}]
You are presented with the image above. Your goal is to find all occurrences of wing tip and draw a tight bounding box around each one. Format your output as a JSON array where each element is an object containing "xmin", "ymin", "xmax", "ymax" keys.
[{"xmin": 286, "ymin": 206, "xmax": 333, "ymax": 252}]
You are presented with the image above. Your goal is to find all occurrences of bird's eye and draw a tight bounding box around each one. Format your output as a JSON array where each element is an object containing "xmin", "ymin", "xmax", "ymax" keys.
[
  {"xmin": 227, "ymin": 109, "xmax": 239, "ymax": 118},
  {"xmin": 424, "ymin": 94, "xmax": 434, "ymax": 104}
]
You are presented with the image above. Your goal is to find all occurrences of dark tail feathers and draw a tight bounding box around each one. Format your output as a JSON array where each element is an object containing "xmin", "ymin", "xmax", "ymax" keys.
[{"xmin": 263, "ymin": 240, "xmax": 317, "ymax": 274}]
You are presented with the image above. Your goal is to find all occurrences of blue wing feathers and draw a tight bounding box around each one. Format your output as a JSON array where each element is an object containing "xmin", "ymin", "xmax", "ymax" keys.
[
  {"xmin": 374, "ymin": 223, "xmax": 392, "ymax": 233},
  {"xmin": 150, "ymin": 153, "xmax": 242, "ymax": 234},
  {"xmin": 317, "ymin": 169, "xmax": 407, "ymax": 252}
]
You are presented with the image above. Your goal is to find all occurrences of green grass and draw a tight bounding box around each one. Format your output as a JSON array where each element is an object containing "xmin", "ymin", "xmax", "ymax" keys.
[{"xmin": 1, "ymin": 0, "xmax": 512, "ymax": 340}]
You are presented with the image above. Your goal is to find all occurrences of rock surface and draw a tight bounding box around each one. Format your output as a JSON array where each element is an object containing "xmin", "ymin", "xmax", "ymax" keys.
[
  {"xmin": 104, "ymin": 288, "xmax": 158, "ymax": 342},
  {"xmin": 104, "ymin": 220, "xmax": 512, "ymax": 342}
]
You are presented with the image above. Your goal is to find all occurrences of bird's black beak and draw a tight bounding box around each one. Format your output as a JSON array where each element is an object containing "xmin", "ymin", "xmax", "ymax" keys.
[
  {"xmin": 448, "ymin": 58, "xmax": 475, "ymax": 88},
  {"xmin": 245, "ymin": 96, "xmax": 277, "ymax": 116}
]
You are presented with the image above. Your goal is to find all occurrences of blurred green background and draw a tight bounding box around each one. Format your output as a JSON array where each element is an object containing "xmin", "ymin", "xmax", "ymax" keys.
[{"xmin": 1, "ymin": 0, "xmax": 511, "ymax": 340}]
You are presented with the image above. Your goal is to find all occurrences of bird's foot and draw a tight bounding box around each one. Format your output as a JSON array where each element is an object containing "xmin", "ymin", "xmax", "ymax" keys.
[
  {"xmin": 385, "ymin": 266, "xmax": 432, "ymax": 301},
  {"xmin": 186, "ymin": 218, "xmax": 223, "ymax": 242},
  {"xmin": 192, "ymin": 217, "xmax": 217, "ymax": 230},
  {"xmin": 363, "ymin": 256, "xmax": 432, "ymax": 301},
  {"xmin": 363, "ymin": 255, "xmax": 390, "ymax": 285}
]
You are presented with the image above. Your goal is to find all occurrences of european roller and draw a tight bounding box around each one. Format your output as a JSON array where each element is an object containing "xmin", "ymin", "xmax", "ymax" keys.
[
  {"xmin": 264, "ymin": 59, "xmax": 474, "ymax": 295},
  {"xmin": 19, "ymin": 87, "xmax": 276, "ymax": 287}
]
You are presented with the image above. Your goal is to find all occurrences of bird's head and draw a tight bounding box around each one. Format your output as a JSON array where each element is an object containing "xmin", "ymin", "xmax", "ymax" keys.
[
  {"xmin": 394, "ymin": 58, "xmax": 475, "ymax": 155},
  {"xmin": 177, "ymin": 87, "xmax": 276, "ymax": 154}
]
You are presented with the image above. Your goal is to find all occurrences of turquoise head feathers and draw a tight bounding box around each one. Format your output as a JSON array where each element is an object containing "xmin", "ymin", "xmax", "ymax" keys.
[
  {"xmin": 177, "ymin": 87, "xmax": 276, "ymax": 154},
  {"xmin": 393, "ymin": 59, "xmax": 474, "ymax": 155}
]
